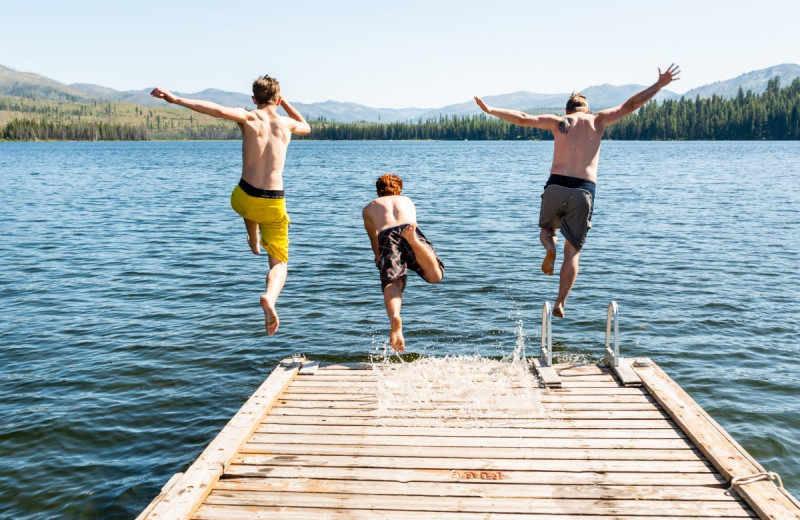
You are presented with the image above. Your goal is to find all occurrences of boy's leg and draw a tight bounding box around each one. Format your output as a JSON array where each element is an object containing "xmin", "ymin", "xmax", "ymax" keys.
[
  {"xmin": 540, "ymin": 227, "xmax": 558, "ymax": 275},
  {"xmin": 243, "ymin": 218, "xmax": 260, "ymax": 255},
  {"xmin": 383, "ymin": 281, "xmax": 405, "ymax": 352},
  {"xmin": 553, "ymin": 239, "xmax": 580, "ymax": 318},
  {"xmin": 400, "ymin": 224, "xmax": 443, "ymax": 284},
  {"xmin": 260, "ymin": 255, "xmax": 287, "ymax": 335}
]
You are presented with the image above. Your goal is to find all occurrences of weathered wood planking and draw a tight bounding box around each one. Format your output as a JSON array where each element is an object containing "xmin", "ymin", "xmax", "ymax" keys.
[
  {"xmin": 633, "ymin": 357, "xmax": 800, "ymax": 520},
  {"xmin": 224, "ymin": 464, "xmax": 727, "ymax": 486},
  {"xmin": 136, "ymin": 358, "xmax": 304, "ymax": 520},
  {"xmin": 212, "ymin": 477, "xmax": 734, "ymax": 500},
  {"xmin": 136, "ymin": 359, "xmax": 798, "ymax": 520},
  {"xmin": 238, "ymin": 443, "xmax": 706, "ymax": 461},
  {"xmin": 248, "ymin": 432, "xmax": 691, "ymax": 449},
  {"xmin": 258, "ymin": 423, "xmax": 689, "ymax": 439},
  {"xmin": 194, "ymin": 506, "xmax": 757, "ymax": 520},
  {"xmin": 200, "ymin": 490, "xmax": 753, "ymax": 516}
]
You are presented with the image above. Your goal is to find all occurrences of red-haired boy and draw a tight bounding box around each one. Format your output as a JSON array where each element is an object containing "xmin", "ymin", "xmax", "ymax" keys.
[{"xmin": 362, "ymin": 174, "xmax": 444, "ymax": 351}]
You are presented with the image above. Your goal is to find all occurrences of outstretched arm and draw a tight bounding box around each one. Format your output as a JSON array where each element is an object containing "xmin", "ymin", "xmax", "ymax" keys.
[
  {"xmin": 596, "ymin": 64, "xmax": 680, "ymax": 127},
  {"xmin": 474, "ymin": 97, "xmax": 560, "ymax": 131},
  {"xmin": 280, "ymin": 99, "xmax": 311, "ymax": 136},
  {"xmin": 150, "ymin": 87, "xmax": 249, "ymax": 123}
]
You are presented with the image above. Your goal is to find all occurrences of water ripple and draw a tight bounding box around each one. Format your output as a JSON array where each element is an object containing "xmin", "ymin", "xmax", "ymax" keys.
[{"xmin": 0, "ymin": 140, "xmax": 798, "ymax": 518}]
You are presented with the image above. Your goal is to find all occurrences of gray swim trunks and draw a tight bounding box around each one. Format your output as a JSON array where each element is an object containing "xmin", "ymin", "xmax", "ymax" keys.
[{"xmin": 539, "ymin": 184, "xmax": 593, "ymax": 251}]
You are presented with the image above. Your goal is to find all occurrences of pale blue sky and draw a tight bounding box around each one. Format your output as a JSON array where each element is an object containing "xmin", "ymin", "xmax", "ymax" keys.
[{"xmin": 2, "ymin": 0, "xmax": 798, "ymax": 108}]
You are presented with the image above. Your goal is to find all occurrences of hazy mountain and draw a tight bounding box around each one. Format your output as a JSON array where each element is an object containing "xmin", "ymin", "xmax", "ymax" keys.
[
  {"xmin": 307, "ymin": 100, "xmax": 429, "ymax": 123},
  {"xmin": 682, "ymin": 63, "xmax": 800, "ymax": 99},
  {"xmin": 0, "ymin": 65, "xmax": 93, "ymax": 102},
  {"xmin": 66, "ymin": 83, "xmax": 428, "ymax": 122},
  {"xmin": 581, "ymin": 84, "xmax": 677, "ymax": 107},
  {"xmin": 2, "ymin": 63, "xmax": 798, "ymax": 123},
  {"xmin": 67, "ymin": 85, "xmax": 253, "ymax": 108},
  {"xmin": 416, "ymin": 91, "xmax": 569, "ymax": 120},
  {"xmin": 417, "ymin": 86, "xmax": 680, "ymax": 120}
]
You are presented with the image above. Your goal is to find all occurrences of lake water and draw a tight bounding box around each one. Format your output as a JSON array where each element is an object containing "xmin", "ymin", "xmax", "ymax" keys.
[{"xmin": 1, "ymin": 140, "xmax": 798, "ymax": 518}]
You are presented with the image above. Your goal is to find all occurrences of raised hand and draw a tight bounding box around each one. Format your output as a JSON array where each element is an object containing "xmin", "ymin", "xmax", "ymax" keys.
[
  {"xmin": 658, "ymin": 64, "xmax": 681, "ymax": 86},
  {"xmin": 150, "ymin": 87, "xmax": 177, "ymax": 103},
  {"xmin": 474, "ymin": 96, "xmax": 491, "ymax": 114}
]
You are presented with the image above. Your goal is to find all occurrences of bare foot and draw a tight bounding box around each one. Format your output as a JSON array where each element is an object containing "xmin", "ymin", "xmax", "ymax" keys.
[
  {"xmin": 541, "ymin": 248, "xmax": 556, "ymax": 275},
  {"xmin": 400, "ymin": 223, "xmax": 418, "ymax": 243},
  {"xmin": 247, "ymin": 234, "xmax": 260, "ymax": 255},
  {"xmin": 260, "ymin": 294, "xmax": 279, "ymax": 335},
  {"xmin": 553, "ymin": 302, "xmax": 565, "ymax": 318},
  {"xmin": 390, "ymin": 316, "xmax": 405, "ymax": 352}
]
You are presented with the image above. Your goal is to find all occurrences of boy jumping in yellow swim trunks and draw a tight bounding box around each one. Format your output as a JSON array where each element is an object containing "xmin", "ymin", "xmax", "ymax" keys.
[{"xmin": 151, "ymin": 75, "xmax": 311, "ymax": 335}]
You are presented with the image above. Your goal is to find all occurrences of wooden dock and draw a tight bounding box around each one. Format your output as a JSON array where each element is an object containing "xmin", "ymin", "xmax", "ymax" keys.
[{"xmin": 138, "ymin": 357, "xmax": 800, "ymax": 520}]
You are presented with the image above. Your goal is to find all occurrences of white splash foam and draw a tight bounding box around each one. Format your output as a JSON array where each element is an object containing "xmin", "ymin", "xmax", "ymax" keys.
[
  {"xmin": 553, "ymin": 351, "xmax": 592, "ymax": 365},
  {"xmin": 372, "ymin": 354, "xmax": 546, "ymax": 424}
]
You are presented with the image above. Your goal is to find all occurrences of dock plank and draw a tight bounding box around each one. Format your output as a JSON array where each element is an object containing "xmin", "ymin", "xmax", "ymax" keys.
[
  {"xmin": 257, "ymin": 423, "xmax": 688, "ymax": 439},
  {"xmin": 263, "ymin": 415, "xmax": 677, "ymax": 429},
  {"xmin": 203, "ymin": 490, "xmax": 753, "ymax": 516},
  {"xmin": 277, "ymin": 398, "xmax": 660, "ymax": 410},
  {"xmin": 194, "ymin": 505, "xmax": 756, "ymax": 520},
  {"xmin": 213, "ymin": 477, "xmax": 735, "ymax": 500},
  {"xmin": 248, "ymin": 432, "xmax": 692, "ymax": 449},
  {"xmin": 231, "ymin": 453, "xmax": 714, "ymax": 473},
  {"xmin": 269, "ymin": 406, "xmax": 669, "ymax": 420},
  {"xmin": 239, "ymin": 442, "xmax": 705, "ymax": 461},
  {"xmin": 279, "ymin": 391, "xmax": 659, "ymax": 403},
  {"xmin": 224, "ymin": 464, "xmax": 726, "ymax": 486}
]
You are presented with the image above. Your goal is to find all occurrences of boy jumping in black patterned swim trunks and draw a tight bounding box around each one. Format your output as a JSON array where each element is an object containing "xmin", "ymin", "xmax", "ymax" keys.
[{"xmin": 362, "ymin": 174, "xmax": 444, "ymax": 352}]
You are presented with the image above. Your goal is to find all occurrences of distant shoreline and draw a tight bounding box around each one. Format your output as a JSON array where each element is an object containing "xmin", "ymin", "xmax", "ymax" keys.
[
  {"xmin": 0, "ymin": 138, "xmax": 791, "ymax": 143},
  {"xmin": 2, "ymin": 77, "xmax": 798, "ymax": 142}
]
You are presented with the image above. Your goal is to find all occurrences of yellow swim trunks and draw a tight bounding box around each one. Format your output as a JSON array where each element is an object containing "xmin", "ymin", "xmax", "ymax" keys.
[{"xmin": 230, "ymin": 181, "xmax": 290, "ymax": 262}]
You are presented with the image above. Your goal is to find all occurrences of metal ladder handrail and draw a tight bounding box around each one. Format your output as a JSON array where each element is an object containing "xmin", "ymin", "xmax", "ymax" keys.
[
  {"xmin": 540, "ymin": 302, "xmax": 553, "ymax": 367},
  {"xmin": 604, "ymin": 301, "xmax": 619, "ymax": 368}
]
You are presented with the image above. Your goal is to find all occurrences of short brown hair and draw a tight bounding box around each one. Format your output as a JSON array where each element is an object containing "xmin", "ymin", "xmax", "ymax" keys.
[
  {"xmin": 566, "ymin": 92, "xmax": 589, "ymax": 113},
  {"xmin": 376, "ymin": 173, "xmax": 402, "ymax": 196},
  {"xmin": 252, "ymin": 75, "xmax": 280, "ymax": 105}
]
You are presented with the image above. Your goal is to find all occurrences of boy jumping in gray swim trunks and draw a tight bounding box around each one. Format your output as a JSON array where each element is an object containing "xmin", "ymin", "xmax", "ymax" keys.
[
  {"xmin": 362, "ymin": 174, "xmax": 444, "ymax": 351},
  {"xmin": 476, "ymin": 65, "xmax": 680, "ymax": 317}
]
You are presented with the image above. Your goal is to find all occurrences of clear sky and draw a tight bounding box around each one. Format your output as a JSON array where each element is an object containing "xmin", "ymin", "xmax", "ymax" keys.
[{"xmin": 2, "ymin": 0, "xmax": 798, "ymax": 108}]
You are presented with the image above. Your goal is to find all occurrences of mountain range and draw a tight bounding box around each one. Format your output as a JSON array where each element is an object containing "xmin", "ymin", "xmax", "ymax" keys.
[{"xmin": 1, "ymin": 64, "xmax": 798, "ymax": 123}]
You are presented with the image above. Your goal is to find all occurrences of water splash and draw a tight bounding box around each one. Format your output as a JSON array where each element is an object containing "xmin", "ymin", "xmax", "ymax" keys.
[
  {"xmin": 372, "ymin": 351, "xmax": 546, "ymax": 425},
  {"xmin": 504, "ymin": 320, "xmax": 527, "ymax": 364},
  {"xmin": 554, "ymin": 351, "xmax": 591, "ymax": 365}
]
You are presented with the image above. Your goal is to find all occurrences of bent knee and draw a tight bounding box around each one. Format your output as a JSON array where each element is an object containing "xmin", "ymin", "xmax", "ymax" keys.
[{"xmin": 425, "ymin": 271, "xmax": 444, "ymax": 284}]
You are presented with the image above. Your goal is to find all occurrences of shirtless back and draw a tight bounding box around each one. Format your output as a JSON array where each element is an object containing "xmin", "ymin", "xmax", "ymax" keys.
[
  {"xmin": 550, "ymin": 112, "xmax": 605, "ymax": 182},
  {"xmin": 363, "ymin": 195, "xmax": 417, "ymax": 232},
  {"xmin": 362, "ymin": 194, "xmax": 417, "ymax": 265},
  {"xmin": 239, "ymin": 108, "xmax": 302, "ymax": 190},
  {"xmin": 150, "ymin": 83, "xmax": 310, "ymax": 190}
]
